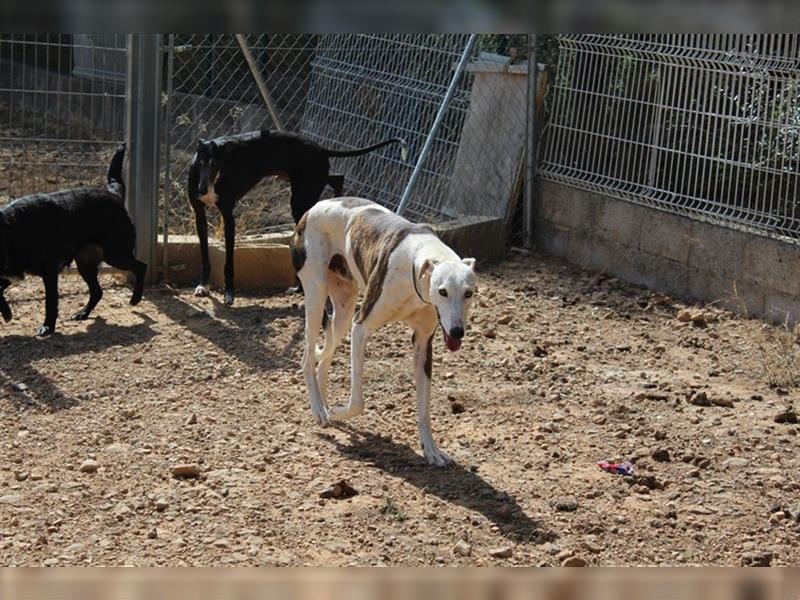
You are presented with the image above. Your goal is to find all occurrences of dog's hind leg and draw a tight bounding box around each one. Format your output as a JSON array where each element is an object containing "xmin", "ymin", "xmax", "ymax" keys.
[
  {"xmin": 409, "ymin": 311, "xmax": 451, "ymax": 467},
  {"xmin": 37, "ymin": 266, "xmax": 60, "ymax": 337},
  {"xmin": 72, "ymin": 249, "xmax": 103, "ymax": 321},
  {"xmin": 316, "ymin": 271, "xmax": 357, "ymax": 406},
  {"xmin": 299, "ymin": 268, "xmax": 330, "ymax": 426},
  {"xmin": 104, "ymin": 253, "xmax": 146, "ymax": 306},
  {"xmin": 328, "ymin": 318, "xmax": 372, "ymax": 422},
  {"xmin": 220, "ymin": 206, "xmax": 236, "ymax": 306},
  {"xmin": 0, "ymin": 278, "xmax": 12, "ymax": 322}
]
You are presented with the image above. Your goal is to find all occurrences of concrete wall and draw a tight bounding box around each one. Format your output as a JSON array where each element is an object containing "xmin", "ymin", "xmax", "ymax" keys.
[
  {"xmin": 159, "ymin": 215, "xmax": 506, "ymax": 291},
  {"xmin": 535, "ymin": 180, "xmax": 800, "ymax": 324}
]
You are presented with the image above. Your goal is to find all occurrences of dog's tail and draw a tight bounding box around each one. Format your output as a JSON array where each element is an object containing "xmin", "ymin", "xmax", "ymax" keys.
[
  {"xmin": 106, "ymin": 143, "xmax": 126, "ymax": 200},
  {"xmin": 322, "ymin": 138, "xmax": 408, "ymax": 162}
]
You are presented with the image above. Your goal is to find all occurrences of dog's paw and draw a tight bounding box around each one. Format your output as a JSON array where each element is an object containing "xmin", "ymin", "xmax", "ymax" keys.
[
  {"xmin": 71, "ymin": 310, "xmax": 90, "ymax": 321},
  {"xmin": 310, "ymin": 402, "xmax": 330, "ymax": 427},
  {"xmin": 130, "ymin": 291, "xmax": 143, "ymax": 306},
  {"xmin": 423, "ymin": 446, "xmax": 453, "ymax": 468},
  {"xmin": 36, "ymin": 325, "xmax": 54, "ymax": 338},
  {"xmin": 224, "ymin": 290, "xmax": 235, "ymax": 306},
  {"xmin": 1, "ymin": 307, "xmax": 12, "ymax": 322},
  {"xmin": 193, "ymin": 284, "xmax": 210, "ymax": 297},
  {"xmin": 285, "ymin": 285, "xmax": 302, "ymax": 295}
]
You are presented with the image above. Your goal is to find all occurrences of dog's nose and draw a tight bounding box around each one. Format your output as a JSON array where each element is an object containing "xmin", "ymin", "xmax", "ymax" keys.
[{"xmin": 449, "ymin": 326, "xmax": 464, "ymax": 340}]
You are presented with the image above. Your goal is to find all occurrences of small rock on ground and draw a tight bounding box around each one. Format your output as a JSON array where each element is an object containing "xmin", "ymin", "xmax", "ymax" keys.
[
  {"xmin": 489, "ymin": 546, "xmax": 513, "ymax": 559},
  {"xmin": 79, "ymin": 459, "xmax": 99, "ymax": 473}
]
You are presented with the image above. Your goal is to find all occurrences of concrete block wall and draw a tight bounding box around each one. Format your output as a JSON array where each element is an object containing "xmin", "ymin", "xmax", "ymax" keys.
[{"xmin": 535, "ymin": 180, "xmax": 800, "ymax": 324}]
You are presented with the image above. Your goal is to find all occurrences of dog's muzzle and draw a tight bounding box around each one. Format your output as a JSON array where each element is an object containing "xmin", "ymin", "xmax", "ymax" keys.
[{"xmin": 442, "ymin": 327, "xmax": 462, "ymax": 352}]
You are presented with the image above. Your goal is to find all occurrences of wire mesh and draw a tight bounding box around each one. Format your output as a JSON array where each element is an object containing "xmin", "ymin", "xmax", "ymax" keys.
[
  {"xmin": 162, "ymin": 34, "xmax": 528, "ymax": 243},
  {"xmin": 0, "ymin": 34, "xmax": 127, "ymax": 207},
  {"xmin": 539, "ymin": 34, "xmax": 800, "ymax": 242}
]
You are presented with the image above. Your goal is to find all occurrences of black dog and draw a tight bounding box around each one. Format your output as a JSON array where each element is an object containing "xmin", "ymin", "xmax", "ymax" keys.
[
  {"xmin": 0, "ymin": 144, "xmax": 146, "ymax": 337},
  {"xmin": 187, "ymin": 129, "xmax": 407, "ymax": 305}
]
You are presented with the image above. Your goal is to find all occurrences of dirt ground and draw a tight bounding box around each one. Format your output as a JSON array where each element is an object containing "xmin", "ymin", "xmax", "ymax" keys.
[{"xmin": 1, "ymin": 250, "xmax": 799, "ymax": 567}]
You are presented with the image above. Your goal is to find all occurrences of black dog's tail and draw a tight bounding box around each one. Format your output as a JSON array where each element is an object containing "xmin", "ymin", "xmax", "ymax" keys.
[
  {"xmin": 106, "ymin": 143, "xmax": 126, "ymax": 200},
  {"xmin": 322, "ymin": 138, "xmax": 408, "ymax": 162}
]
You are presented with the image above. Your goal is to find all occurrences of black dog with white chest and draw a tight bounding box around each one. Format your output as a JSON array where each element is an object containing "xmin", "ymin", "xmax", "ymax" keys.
[
  {"xmin": 187, "ymin": 129, "xmax": 407, "ymax": 305},
  {"xmin": 0, "ymin": 144, "xmax": 146, "ymax": 337}
]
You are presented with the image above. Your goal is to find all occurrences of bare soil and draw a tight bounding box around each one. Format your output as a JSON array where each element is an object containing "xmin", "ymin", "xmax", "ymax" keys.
[{"xmin": 1, "ymin": 251, "xmax": 799, "ymax": 566}]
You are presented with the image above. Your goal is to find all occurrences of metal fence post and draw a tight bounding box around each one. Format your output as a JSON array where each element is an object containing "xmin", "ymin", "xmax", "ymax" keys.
[
  {"xmin": 396, "ymin": 34, "xmax": 476, "ymax": 217},
  {"xmin": 523, "ymin": 34, "xmax": 539, "ymax": 250},
  {"xmin": 125, "ymin": 34, "xmax": 162, "ymax": 283}
]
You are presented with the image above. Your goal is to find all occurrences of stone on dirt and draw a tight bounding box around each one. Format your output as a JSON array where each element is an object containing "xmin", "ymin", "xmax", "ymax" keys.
[
  {"xmin": 489, "ymin": 546, "xmax": 513, "ymax": 559},
  {"xmin": 79, "ymin": 459, "xmax": 99, "ymax": 473},
  {"xmin": 319, "ymin": 479, "xmax": 358, "ymax": 499},
  {"xmin": 171, "ymin": 464, "xmax": 201, "ymax": 478}
]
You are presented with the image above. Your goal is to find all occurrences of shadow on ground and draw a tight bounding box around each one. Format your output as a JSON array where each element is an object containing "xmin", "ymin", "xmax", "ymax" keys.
[
  {"xmin": 147, "ymin": 289, "xmax": 305, "ymax": 372},
  {"xmin": 325, "ymin": 426, "xmax": 553, "ymax": 544},
  {"xmin": 0, "ymin": 314, "xmax": 157, "ymax": 410}
]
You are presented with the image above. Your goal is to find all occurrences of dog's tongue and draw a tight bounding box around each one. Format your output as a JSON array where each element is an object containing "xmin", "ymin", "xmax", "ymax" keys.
[{"xmin": 443, "ymin": 330, "xmax": 462, "ymax": 352}]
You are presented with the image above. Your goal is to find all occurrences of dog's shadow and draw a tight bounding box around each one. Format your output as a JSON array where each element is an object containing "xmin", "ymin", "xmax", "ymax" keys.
[
  {"xmin": 147, "ymin": 289, "xmax": 303, "ymax": 372},
  {"xmin": 0, "ymin": 314, "xmax": 157, "ymax": 411},
  {"xmin": 324, "ymin": 426, "xmax": 551, "ymax": 544}
]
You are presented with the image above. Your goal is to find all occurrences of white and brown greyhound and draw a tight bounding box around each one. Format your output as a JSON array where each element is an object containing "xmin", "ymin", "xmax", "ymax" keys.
[{"xmin": 291, "ymin": 197, "xmax": 477, "ymax": 466}]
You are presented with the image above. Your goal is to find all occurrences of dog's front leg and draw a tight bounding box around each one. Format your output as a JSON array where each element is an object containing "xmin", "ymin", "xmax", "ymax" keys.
[
  {"xmin": 329, "ymin": 321, "xmax": 369, "ymax": 421},
  {"xmin": 193, "ymin": 203, "xmax": 211, "ymax": 297},
  {"xmin": 221, "ymin": 207, "xmax": 235, "ymax": 306},
  {"xmin": 38, "ymin": 268, "xmax": 59, "ymax": 337},
  {"xmin": 0, "ymin": 278, "xmax": 12, "ymax": 322},
  {"xmin": 413, "ymin": 324, "xmax": 452, "ymax": 467}
]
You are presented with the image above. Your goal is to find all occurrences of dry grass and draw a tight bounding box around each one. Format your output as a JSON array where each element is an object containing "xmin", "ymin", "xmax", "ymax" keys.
[{"xmin": 754, "ymin": 317, "xmax": 800, "ymax": 389}]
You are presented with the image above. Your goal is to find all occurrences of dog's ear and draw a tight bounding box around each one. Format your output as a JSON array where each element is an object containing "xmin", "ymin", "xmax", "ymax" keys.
[
  {"xmin": 419, "ymin": 258, "xmax": 439, "ymax": 279},
  {"xmin": 462, "ymin": 257, "xmax": 476, "ymax": 271}
]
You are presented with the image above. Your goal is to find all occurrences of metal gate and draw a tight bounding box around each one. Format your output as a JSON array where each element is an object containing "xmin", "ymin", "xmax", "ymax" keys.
[{"xmin": 0, "ymin": 34, "xmax": 127, "ymax": 205}]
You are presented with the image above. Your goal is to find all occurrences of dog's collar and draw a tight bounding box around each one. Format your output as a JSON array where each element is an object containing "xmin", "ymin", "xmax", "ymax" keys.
[{"xmin": 411, "ymin": 262, "xmax": 429, "ymax": 305}]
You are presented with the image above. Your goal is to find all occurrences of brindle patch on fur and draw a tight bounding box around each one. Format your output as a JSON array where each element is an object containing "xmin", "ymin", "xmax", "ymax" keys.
[
  {"xmin": 347, "ymin": 208, "xmax": 433, "ymax": 323},
  {"xmin": 290, "ymin": 212, "xmax": 308, "ymax": 273},
  {"xmin": 328, "ymin": 254, "xmax": 351, "ymax": 279},
  {"xmin": 339, "ymin": 197, "xmax": 374, "ymax": 209},
  {"xmin": 424, "ymin": 334, "xmax": 433, "ymax": 378}
]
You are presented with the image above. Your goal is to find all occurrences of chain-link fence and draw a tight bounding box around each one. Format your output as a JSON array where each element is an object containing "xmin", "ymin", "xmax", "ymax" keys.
[
  {"xmin": 0, "ymin": 34, "xmax": 127, "ymax": 206},
  {"xmin": 161, "ymin": 34, "xmax": 530, "ymax": 246},
  {"xmin": 539, "ymin": 34, "xmax": 800, "ymax": 241}
]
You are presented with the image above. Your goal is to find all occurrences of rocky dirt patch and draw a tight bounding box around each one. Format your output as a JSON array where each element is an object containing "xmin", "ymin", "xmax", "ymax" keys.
[{"xmin": 1, "ymin": 251, "xmax": 799, "ymax": 565}]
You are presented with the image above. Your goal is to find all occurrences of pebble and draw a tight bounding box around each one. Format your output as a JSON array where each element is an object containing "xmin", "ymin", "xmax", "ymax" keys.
[
  {"xmin": 774, "ymin": 409, "xmax": 798, "ymax": 424},
  {"xmin": 483, "ymin": 328, "xmax": 497, "ymax": 339},
  {"xmin": 711, "ymin": 397, "xmax": 735, "ymax": 408},
  {"xmin": 562, "ymin": 556, "xmax": 588, "ymax": 567},
  {"xmin": 0, "ymin": 494, "xmax": 24, "ymax": 505},
  {"xmin": 319, "ymin": 479, "xmax": 358, "ymax": 499},
  {"xmin": 489, "ymin": 546, "xmax": 513, "ymax": 559},
  {"xmin": 12, "ymin": 382, "xmax": 28, "ymax": 392},
  {"xmin": 454, "ymin": 540, "xmax": 472, "ymax": 557},
  {"xmin": 689, "ymin": 391, "xmax": 711, "ymax": 406},
  {"xmin": 651, "ymin": 448, "xmax": 671, "ymax": 462},
  {"xmin": 185, "ymin": 413, "xmax": 198, "ymax": 425},
  {"xmin": 722, "ymin": 457, "xmax": 749, "ymax": 469},
  {"xmin": 741, "ymin": 551, "xmax": 773, "ymax": 567},
  {"xmin": 552, "ymin": 496, "xmax": 578, "ymax": 512},
  {"xmin": 171, "ymin": 464, "xmax": 201, "ymax": 478},
  {"xmin": 155, "ymin": 498, "xmax": 170, "ymax": 512},
  {"xmin": 79, "ymin": 459, "xmax": 99, "ymax": 473}
]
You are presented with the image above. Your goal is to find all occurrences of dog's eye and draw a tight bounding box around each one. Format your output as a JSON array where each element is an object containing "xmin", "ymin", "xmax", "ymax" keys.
[
  {"xmin": 464, "ymin": 290, "xmax": 473, "ymax": 299},
  {"xmin": 438, "ymin": 288, "xmax": 448, "ymax": 297}
]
